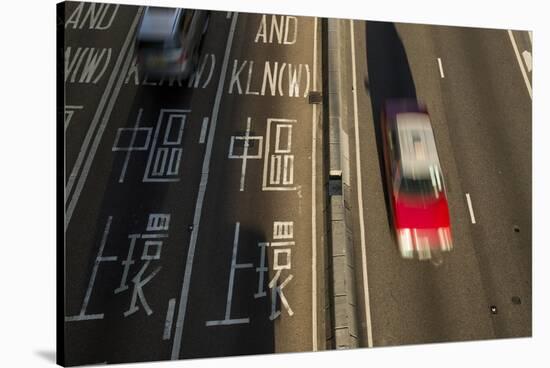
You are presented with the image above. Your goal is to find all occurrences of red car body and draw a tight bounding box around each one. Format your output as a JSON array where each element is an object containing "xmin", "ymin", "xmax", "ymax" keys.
[{"xmin": 381, "ymin": 99, "xmax": 453, "ymax": 260}]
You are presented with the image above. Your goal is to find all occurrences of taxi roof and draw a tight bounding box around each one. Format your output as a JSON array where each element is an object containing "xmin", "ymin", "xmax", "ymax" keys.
[
  {"xmin": 396, "ymin": 112, "xmax": 442, "ymax": 179},
  {"xmin": 137, "ymin": 7, "xmax": 182, "ymax": 41}
]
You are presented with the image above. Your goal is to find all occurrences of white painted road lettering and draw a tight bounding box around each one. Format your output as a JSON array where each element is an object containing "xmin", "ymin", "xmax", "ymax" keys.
[
  {"xmin": 254, "ymin": 242, "xmax": 269, "ymax": 298},
  {"xmin": 143, "ymin": 110, "xmax": 188, "ymax": 182},
  {"xmin": 263, "ymin": 118, "xmax": 297, "ymax": 191},
  {"xmin": 65, "ymin": 216, "xmax": 117, "ymax": 322},
  {"xmin": 112, "ymin": 108, "xmax": 151, "ymax": 183},
  {"xmin": 228, "ymin": 117, "xmax": 264, "ymax": 191},
  {"xmin": 268, "ymin": 221, "xmax": 295, "ymax": 320},
  {"xmin": 113, "ymin": 108, "xmax": 190, "ymax": 183},
  {"xmin": 66, "ymin": 214, "xmax": 169, "ymax": 321},
  {"xmin": 119, "ymin": 213, "xmax": 169, "ymax": 317},
  {"xmin": 65, "ymin": 3, "xmax": 119, "ymax": 30},
  {"xmin": 255, "ymin": 15, "xmax": 298, "ymax": 45},
  {"xmin": 64, "ymin": 105, "xmax": 83, "ymax": 131},
  {"xmin": 228, "ymin": 60, "xmax": 311, "ymax": 98},
  {"xmin": 206, "ymin": 222, "xmax": 253, "ymax": 326},
  {"xmin": 124, "ymin": 53, "xmax": 216, "ymax": 88},
  {"xmin": 65, "ymin": 47, "xmax": 112, "ymax": 84}
]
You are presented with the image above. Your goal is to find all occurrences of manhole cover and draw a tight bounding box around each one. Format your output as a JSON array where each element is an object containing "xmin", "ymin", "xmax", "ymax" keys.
[{"xmin": 308, "ymin": 91, "xmax": 322, "ymax": 104}]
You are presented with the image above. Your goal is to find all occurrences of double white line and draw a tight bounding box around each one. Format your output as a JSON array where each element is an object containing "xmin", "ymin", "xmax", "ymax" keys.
[{"xmin": 64, "ymin": 7, "xmax": 144, "ymax": 230}]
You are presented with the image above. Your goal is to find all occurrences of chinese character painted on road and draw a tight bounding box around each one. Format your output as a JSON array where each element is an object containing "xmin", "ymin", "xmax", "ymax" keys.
[
  {"xmin": 262, "ymin": 119, "xmax": 297, "ymax": 191},
  {"xmin": 254, "ymin": 221, "xmax": 295, "ymax": 320},
  {"xmin": 112, "ymin": 108, "xmax": 190, "ymax": 183},
  {"xmin": 65, "ymin": 214, "xmax": 170, "ymax": 322},
  {"xmin": 116, "ymin": 213, "xmax": 169, "ymax": 317},
  {"xmin": 228, "ymin": 117, "xmax": 264, "ymax": 191}
]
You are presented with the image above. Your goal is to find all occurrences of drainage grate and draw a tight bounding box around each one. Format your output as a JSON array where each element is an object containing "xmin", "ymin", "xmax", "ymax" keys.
[{"xmin": 308, "ymin": 91, "xmax": 322, "ymax": 104}]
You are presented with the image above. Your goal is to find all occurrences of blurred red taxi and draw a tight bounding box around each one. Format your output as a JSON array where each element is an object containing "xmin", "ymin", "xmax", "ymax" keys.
[{"xmin": 381, "ymin": 99, "xmax": 453, "ymax": 260}]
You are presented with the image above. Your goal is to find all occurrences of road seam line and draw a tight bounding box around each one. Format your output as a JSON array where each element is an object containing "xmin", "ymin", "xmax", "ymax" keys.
[
  {"xmin": 507, "ymin": 30, "xmax": 532, "ymax": 99},
  {"xmin": 171, "ymin": 12, "xmax": 239, "ymax": 360},
  {"xmin": 350, "ymin": 19, "xmax": 373, "ymax": 348}
]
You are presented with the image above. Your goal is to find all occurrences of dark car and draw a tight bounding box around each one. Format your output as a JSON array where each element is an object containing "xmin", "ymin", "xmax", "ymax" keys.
[
  {"xmin": 136, "ymin": 7, "xmax": 209, "ymax": 80},
  {"xmin": 381, "ymin": 99, "xmax": 453, "ymax": 261}
]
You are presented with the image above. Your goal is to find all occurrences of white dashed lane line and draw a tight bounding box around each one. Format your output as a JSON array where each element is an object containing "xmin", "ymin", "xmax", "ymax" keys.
[
  {"xmin": 466, "ymin": 193, "xmax": 477, "ymax": 224},
  {"xmin": 437, "ymin": 57, "xmax": 445, "ymax": 78}
]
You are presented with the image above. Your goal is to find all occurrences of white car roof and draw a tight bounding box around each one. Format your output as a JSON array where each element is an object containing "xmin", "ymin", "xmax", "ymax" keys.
[
  {"xmin": 138, "ymin": 7, "xmax": 182, "ymax": 41},
  {"xmin": 396, "ymin": 112, "xmax": 442, "ymax": 179}
]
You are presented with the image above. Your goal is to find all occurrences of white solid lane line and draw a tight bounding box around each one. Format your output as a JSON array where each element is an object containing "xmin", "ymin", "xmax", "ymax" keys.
[
  {"xmin": 311, "ymin": 16, "xmax": 319, "ymax": 352},
  {"xmin": 65, "ymin": 7, "xmax": 144, "ymax": 230},
  {"xmin": 350, "ymin": 19, "xmax": 374, "ymax": 348},
  {"xmin": 163, "ymin": 298, "xmax": 176, "ymax": 340},
  {"xmin": 170, "ymin": 12, "xmax": 239, "ymax": 360},
  {"xmin": 437, "ymin": 57, "xmax": 445, "ymax": 78},
  {"xmin": 466, "ymin": 193, "xmax": 476, "ymax": 224},
  {"xmin": 65, "ymin": 8, "xmax": 143, "ymax": 207},
  {"xmin": 507, "ymin": 30, "xmax": 532, "ymax": 99}
]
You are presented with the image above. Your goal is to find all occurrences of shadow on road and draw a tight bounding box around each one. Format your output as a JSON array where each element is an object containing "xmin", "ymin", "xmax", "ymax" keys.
[{"xmin": 365, "ymin": 21, "xmax": 417, "ymax": 228}]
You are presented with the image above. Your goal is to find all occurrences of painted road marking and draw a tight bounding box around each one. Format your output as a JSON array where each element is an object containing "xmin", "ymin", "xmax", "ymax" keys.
[
  {"xmin": 118, "ymin": 108, "xmax": 145, "ymax": 183},
  {"xmin": 199, "ymin": 117, "xmax": 209, "ymax": 144},
  {"xmin": 437, "ymin": 57, "xmax": 445, "ymax": 78},
  {"xmin": 65, "ymin": 7, "xmax": 143, "ymax": 229},
  {"xmin": 64, "ymin": 105, "xmax": 83, "ymax": 131},
  {"xmin": 466, "ymin": 193, "xmax": 476, "ymax": 224},
  {"xmin": 262, "ymin": 119, "xmax": 297, "ymax": 191},
  {"xmin": 228, "ymin": 117, "xmax": 264, "ymax": 191},
  {"xmin": 206, "ymin": 222, "xmax": 253, "ymax": 326},
  {"xmin": 65, "ymin": 216, "xmax": 116, "ymax": 322},
  {"xmin": 171, "ymin": 12, "xmax": 239, "ymax": 361},
  {"xmin": 142, "ymin": 109, "xmax": 189, "ymax": 182},
  {"xmin": 163, "ymin": 298, "xmax": 176, "ymax": 340},
  {"xmin": 65, "ymin": 3, "xmax": 119, "ymax": 30},
  {"xmin": 311, "ymin": 16, "xmax": 318, "ymax": 352},
  {"xmin": 507, "ymin": 30, "xmax": 532, "ymax": 99},
  {"xmin": 350, "ymin": 19, "xmax": 373, "ymax": 348},
  {"xmin": 64, "ymin": 47, "xmax": 112, "ymax": 84},
  {"xmin": 227, "ymin": 60, "xmax": 311, "ymax": 98},
  {"xmin": 522, "ymin": 50, "xmax": 532, "ymax": 72},
  {"xmin": 254, "ymin": 15, "xmax": 298, "ymax": 45},
  {"xmin": 528, "ymin": 31, "xmax": 532, "ymax": 44}
]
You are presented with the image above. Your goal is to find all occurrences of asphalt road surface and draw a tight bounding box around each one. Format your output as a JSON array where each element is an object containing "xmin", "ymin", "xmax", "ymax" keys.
[
  {"xmin": 62, "ymin": 1, "xmax": 532, "ymax": 366},
  {"xmin": 347, "ymin": 20, "xmax": 531, "ymax": 346},
  {"xmin": 63, "ymin": 3, "xmax": 324, "ymax": 366}
]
